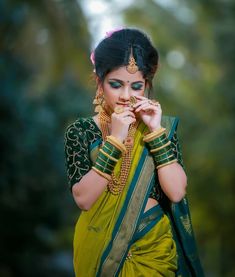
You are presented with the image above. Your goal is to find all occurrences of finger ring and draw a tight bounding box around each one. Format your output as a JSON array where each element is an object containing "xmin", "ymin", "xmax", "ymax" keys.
[
  {"xmin": 114, "ymin": 106, "xmax": 124, "ymax": 114},
  {"xmin": 152, "ymin": 100, "xmax": 160, "ymax": 106},
  {"xmin": 129, "ymin": 96, "xmax": 137, "ymax": 107}
]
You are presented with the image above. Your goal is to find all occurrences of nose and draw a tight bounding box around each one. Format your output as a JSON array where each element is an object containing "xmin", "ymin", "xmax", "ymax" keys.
[{"xmin": 119, "ymin": 86, "xmax": 130, "ymax": 101}]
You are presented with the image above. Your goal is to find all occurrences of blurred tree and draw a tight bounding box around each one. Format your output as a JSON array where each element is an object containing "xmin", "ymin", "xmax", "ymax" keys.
[{"xmin": 0, "ymin": 0, "xmax": 93, "ymax": 276}]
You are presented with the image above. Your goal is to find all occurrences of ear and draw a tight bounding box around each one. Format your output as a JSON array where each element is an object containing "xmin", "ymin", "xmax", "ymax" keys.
[
  {"xmin": 145, "ymin": 80, "xmax": 150, "ymax": 89},
  {"xmin": 95, "ymin": 75, "xmax": 103, "ymax": 88}
]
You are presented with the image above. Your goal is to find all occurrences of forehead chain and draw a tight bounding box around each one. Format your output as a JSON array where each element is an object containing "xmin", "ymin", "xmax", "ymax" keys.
[{"xmin": 126, "ymin": 47, "xmax": 139, "ymax": 74}]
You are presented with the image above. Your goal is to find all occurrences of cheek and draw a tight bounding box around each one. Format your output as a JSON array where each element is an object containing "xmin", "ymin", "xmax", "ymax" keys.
[
  {"xmin": 134, "ymin": 90, "xmax": 145, "ymax": 97},
  {"xmin": 103, "ymin": 88, "xmax": 117, "ymax": 103}
]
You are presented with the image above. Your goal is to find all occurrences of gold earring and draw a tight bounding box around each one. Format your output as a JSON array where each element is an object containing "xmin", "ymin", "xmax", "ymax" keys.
[{"xmin": 93, "ymin": 86, "xmax": 104, "ymax": 113}]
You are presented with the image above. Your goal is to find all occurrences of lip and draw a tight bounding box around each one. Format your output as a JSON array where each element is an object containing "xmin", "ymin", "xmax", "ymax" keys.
[{"xmin": 116, "ymin": 103, "xmax": 130, "ymax": 107}]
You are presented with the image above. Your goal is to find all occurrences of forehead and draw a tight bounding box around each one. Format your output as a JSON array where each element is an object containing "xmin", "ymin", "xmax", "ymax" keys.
[{"xmin": 105, "ymin": 66, "xmax": 144, "ymax": 82}]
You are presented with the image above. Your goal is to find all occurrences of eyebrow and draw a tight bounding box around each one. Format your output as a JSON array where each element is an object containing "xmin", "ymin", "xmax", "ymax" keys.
[{"xmin": 108, "ymin": 78, "xmax": 144, "ymax": 84}]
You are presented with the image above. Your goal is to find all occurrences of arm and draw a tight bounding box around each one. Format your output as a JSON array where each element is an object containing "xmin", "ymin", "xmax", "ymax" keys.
[
  {"xmin": 157, "ymin": 130, "xmax": 187, "ymax": 202},
  {"xmin": 72, "ymin": 170, "xmax": 109, "ymax": 211},
  {"xmin": 64, "ymin": 119, "xmax": 109, "ymax": 211},
  {"xmin": 65, "ymin": 110, "xmax": 135, "ymax": 211},
  {"xmin": 158, "ymin": 162, "xmax": 187, "ymax": 203},
  {"xmin": 134, "ymin": 96, "xmax": 187, "ymax": 203}
]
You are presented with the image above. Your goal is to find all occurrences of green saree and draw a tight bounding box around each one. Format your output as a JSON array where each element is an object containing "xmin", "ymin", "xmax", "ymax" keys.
[{"xmin": 66, "ymin": 116, "xmax": 204, "ymax": 277}]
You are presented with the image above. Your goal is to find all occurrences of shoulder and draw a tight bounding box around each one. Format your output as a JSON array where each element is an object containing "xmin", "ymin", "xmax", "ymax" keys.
[
  {"xmin": 65, "ymin": 117, "xmax": 96, "ymax": 135},
  {"xmin": 64, "ymin": 116, "xmax": 101, "ymax": 147}
]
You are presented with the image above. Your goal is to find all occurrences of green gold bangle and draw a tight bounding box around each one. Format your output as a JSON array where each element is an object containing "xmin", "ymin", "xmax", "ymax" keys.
[
  {"xmin": 149, "ymin": 137, "xmax": 169, "ymax": 149},
  {"xmin": 156, "ymin": 155, "xmax": 175, "ymax": 166},
  {"xmin": 98, "ymin": 151, "xmax": 117, "ymax": 166},
  {"xmin": 148, "ymin": 132, "xmax": 167, "ymax": 146},
  {"xmin": 96, "ymin": 157, "xmax": 114, "ymax": 171},
  {"xmin": 150, "ymin": 141, "xmax": 171, "ymax": 153},
  {"xmin": 143, "ymin": 127, "xmax": 166, "ymax": 142},
  {"xmin": 95, "ymin": 163, "xmax": 113, "ymax": 175},
  {"xmin": 92, "ymin": 166, "xmax": 111, "ymax": 181},
  {"xmin": 153, "ymin": 149, "xmax": 174, "ymax": 162},
  {"xmin": 97, "ymin": 155, "xmax": 116, "ymax": 168},
  {"xmin": 99, "ymin": 149, "xmax": 119, "ymax": 162},
  {"xmin": 150, "ymin": 143, "xmax": 172, "ymax": 155},
  {"xmin": 103, "ymin": 143, "xmax": 121, "ymax": 159},
  {"xmin": 157, "ymin": 159, "xmax": 177, "ymax": 169},
  {"xmin": 106, "ymin": 135, "xmax": 126, "ymax": 153}
]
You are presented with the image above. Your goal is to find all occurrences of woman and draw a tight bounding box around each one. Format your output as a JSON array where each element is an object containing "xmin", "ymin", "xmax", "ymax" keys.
[{"xmin": 64, "ymin": 28, "xmax": 204, "ymax": 276}]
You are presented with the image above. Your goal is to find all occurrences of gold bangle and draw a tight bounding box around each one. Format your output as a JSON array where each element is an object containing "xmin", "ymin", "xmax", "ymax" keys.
[
  {"xmin": 99, "ymin": 149, "xmax": 119, "ymax": 162},
  {"xmin": 153, "ymin": 148, "xmax": 173, "ymax": 158},
  {"xmin": 103, "ymin": 144, "xmax": 121, "ymax": 158},
  {"xmin": 92, "ymin": 166, "xmax": 112, "ymax": 181},
  {"xmin": 98, "ymin": 155, "xmax": 116, "ymax": 167},
  {"xmin": 95, "ymin": 162, "xmax": 113, "ymax": 174},
  {"xmin": 150, "ymin": 141, "xmax": 171, "ymax": 153},
  {"xmin": 156, "ymin": 159, "xmax": 178, "ymax": 169},
  {"xmin": 143, "ymin": 127, "xmax": 166, "ymax": 142},
  {"xmin": 106, "ymin": 135, "xmax": 126, "ymax": 153}
]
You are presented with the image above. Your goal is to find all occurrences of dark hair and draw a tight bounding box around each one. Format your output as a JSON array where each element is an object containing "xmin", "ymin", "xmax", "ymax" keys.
[{"xmin": 93, "ymin": 28, "xmax": 159, "ymax": 93}]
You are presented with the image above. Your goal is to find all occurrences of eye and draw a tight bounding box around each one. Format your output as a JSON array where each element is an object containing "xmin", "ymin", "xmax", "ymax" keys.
[
  {"xmin": 109, "ymin": 81, "xmax": 121, "ymax": 89},
  {"xmin": 131, "ymin": 83, "xmax": 143, "ymax": 91}
]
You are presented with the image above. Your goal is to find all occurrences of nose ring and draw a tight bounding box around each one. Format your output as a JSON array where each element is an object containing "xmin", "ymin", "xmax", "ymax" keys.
[{"xmin": 129, "ymin": 96, "xmax": 137, "ymax": 107}]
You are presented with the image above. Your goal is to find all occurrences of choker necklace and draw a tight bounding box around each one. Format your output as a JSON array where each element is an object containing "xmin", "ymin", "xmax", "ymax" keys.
[{"xmin": 99, "ymin": 110, "xmax": 138, "ymax": 194}]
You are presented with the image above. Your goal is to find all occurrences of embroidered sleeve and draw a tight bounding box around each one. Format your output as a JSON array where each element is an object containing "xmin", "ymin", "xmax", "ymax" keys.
[
  {"xmin": 64, "ymin": 119, "xmax": 91, "ymax": 188},
  {"xmin": 170, "ymin": 130, "xmax": 185, "ymax": 169}
]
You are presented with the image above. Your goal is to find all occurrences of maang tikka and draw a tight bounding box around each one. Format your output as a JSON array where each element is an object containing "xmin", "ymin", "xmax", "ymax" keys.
[
  {"xmin": 126, "ymin": 47, "xmax": 139, "ymax": 74},
  {"xmin": 93, "ymin": 86, "xmax": 104, "ymax": 113}
]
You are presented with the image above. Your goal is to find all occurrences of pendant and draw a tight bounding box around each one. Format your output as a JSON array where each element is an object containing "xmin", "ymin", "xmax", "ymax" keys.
[{"xmin": 125, "ymin": 137, "xmax": 134, "ymax": 146}]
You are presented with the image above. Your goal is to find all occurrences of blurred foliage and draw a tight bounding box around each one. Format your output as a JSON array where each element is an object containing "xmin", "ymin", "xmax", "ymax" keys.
[
  {"xmin": 0, "ymin": 0, "xmax": 93, "ymax": 276},
  {"xmin": 0, "ymin": 0, "xmax": 235, "ymax": 276}
]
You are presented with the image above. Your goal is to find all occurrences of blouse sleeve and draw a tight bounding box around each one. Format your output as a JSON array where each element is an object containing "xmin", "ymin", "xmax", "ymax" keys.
[
  {"xmin": 170, "ymin": 130, "xmax": 185, "ymax": 169},
  {"xmin": 64, "ymin": 119, "xmax": 92, "ymax": 189}
]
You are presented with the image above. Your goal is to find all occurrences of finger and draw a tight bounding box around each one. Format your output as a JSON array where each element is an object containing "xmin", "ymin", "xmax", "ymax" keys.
[
  {"xmin": 140, "ymin": 106, "xmax": 158, "ymax": 113},
  {"xmin": 114, "ymin": 106, "xmax": 134, "ymax": 114},
  {"xmin": 133, "ymin": 99, "xmax": 149, "ymax": 109},
  {"xmin": 135, "ymin": 102, "xmax": 152, "ymax": 112},
  {"xmin": 137, "ymin": 100, "xmax": 161, "ymax": 111},
  {"xmin": 125, "ymin": 116, "xmax": 136, "ymax": 125},
  {"xmin": 135, "ymin": 95, "xmax": 148, "ymax": 100},
  {"xmin": 120, "ymin": 110, "xmax": 136, "ymax": 118}
]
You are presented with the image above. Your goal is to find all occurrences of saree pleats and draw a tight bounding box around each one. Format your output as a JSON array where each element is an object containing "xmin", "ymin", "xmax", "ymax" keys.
[{"xmin": 119, "ymin": 214, "xmax": 177, "ymax": 277}]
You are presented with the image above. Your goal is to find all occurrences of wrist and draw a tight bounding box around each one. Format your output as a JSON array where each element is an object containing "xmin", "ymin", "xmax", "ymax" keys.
[
  {"xmin": 148, "ymin": 125, "xmax": 162, "ymax": 132},
  {"xmin": 93, "ymin": 139, "xmax": 124, "ymax": 180},
  {"xmin": 143, "ymin": 129, "xmax": 177, "ymax": 169},
  {"xmin": 143, "ymin": 127, "xmax": 166, "ymax": 142},
  {"xmin": 106, "ymin": 135, "xmax": 126, "ymax": 153}
]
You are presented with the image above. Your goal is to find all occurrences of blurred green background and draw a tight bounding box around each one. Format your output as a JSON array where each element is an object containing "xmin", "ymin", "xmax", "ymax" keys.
[{"xmin": 1, "ymin": 0, "xmax": 234, "ymax": 276}]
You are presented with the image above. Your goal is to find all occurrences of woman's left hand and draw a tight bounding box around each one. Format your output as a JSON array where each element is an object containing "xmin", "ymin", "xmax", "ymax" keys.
[{"xmin": 133, "ymin": 95, "xmax": 162, "ymax": 132}]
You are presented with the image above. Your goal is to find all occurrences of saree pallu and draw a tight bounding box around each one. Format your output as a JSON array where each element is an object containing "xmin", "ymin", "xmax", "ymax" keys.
[{"xmin": 73, "ymin": 116, "xmax": 204, "ymax": 277}]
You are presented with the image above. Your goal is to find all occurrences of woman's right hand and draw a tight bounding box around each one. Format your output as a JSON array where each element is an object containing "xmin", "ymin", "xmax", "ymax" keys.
[{"xmin": 110, "ymin": 107, "xmax": 136, "ymax": 143}]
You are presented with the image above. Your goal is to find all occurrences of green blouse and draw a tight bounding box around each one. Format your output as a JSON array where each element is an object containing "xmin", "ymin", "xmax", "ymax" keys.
[{"xmin": 64, "ymin": 117, "xmax": 184, "ymax": 200}]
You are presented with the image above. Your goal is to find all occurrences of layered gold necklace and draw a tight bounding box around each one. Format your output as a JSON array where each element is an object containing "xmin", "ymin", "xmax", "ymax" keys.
[{"xmin": 99, "ymin": 110, "xmax": 138, "ymax": 194}]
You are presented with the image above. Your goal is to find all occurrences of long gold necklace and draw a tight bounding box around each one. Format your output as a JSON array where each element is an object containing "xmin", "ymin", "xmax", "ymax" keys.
[{"xmin": 99, "ymin": 110, "xmax": 138, "ymax": 195}]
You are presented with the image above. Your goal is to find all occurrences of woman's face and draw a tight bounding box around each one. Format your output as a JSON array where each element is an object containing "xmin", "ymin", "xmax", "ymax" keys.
[{"xmin": 102, "ymin": 66, "xmax": 146, "ymax": 112}]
